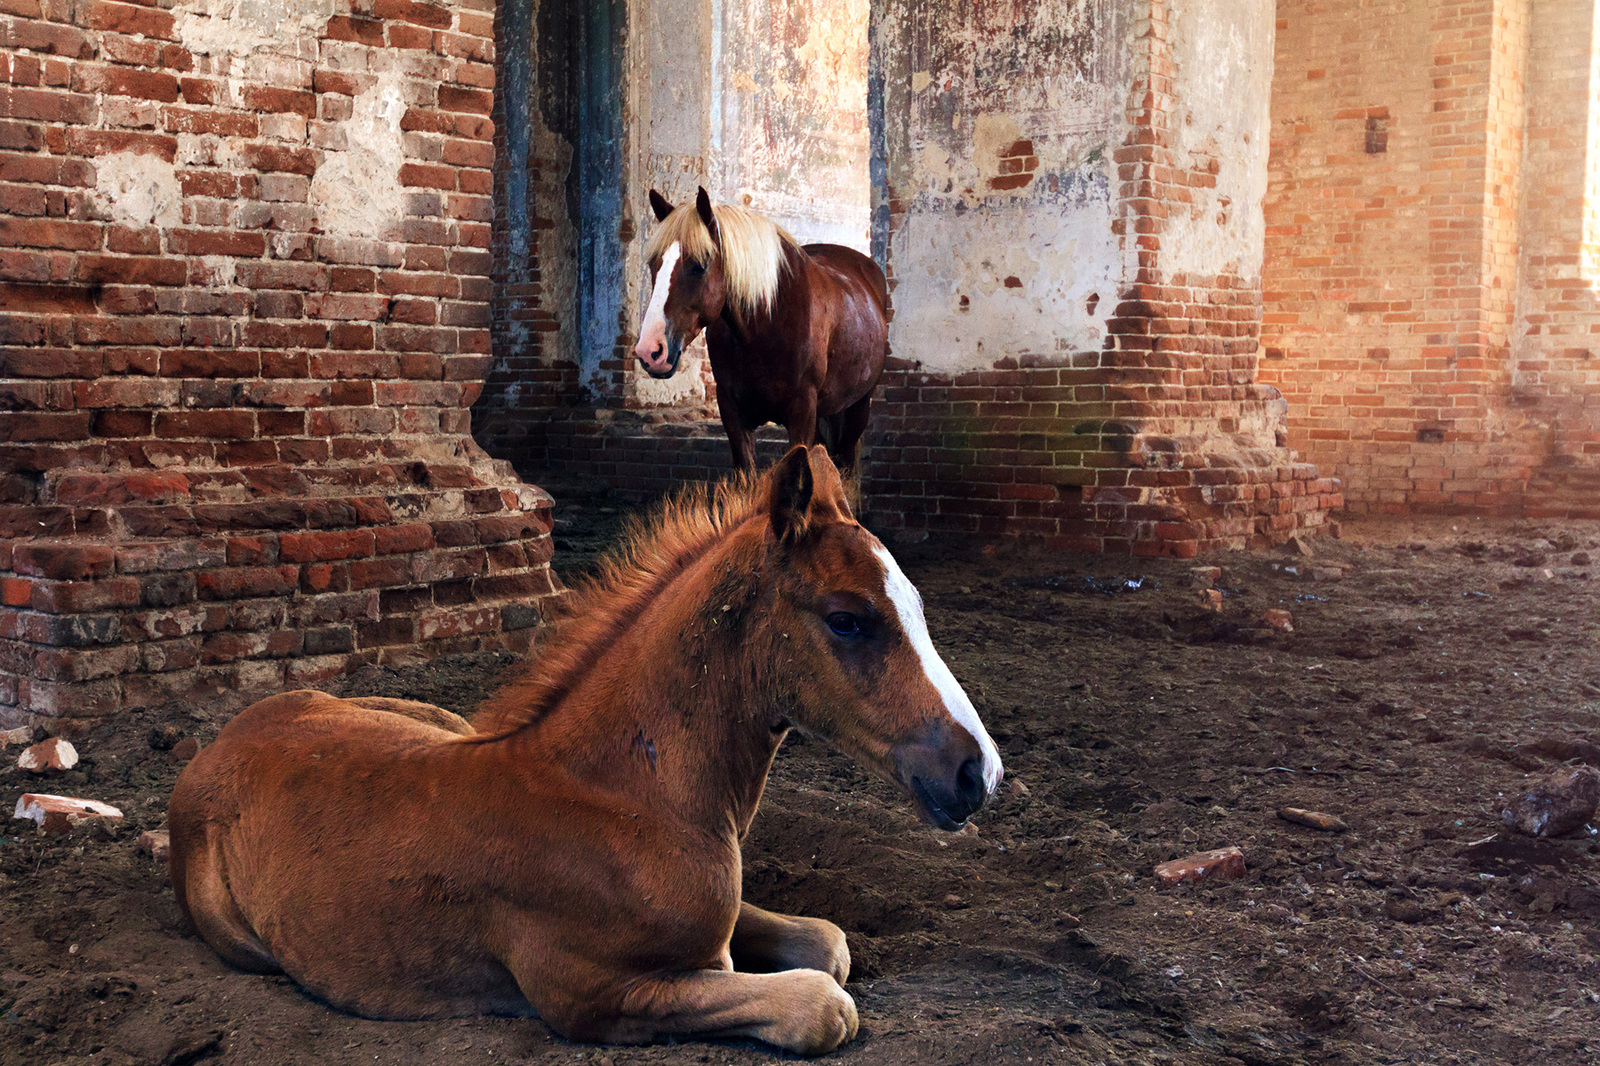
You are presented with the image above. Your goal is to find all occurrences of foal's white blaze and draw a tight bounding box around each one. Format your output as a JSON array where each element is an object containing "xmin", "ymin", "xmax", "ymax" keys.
[
  {"xmin": 872, "ymin": 545, "xmax": 1004, "ymax": 793},
  {"xmin": 633, "ymin": 241, "xmax": 681, "ymax": 363}
]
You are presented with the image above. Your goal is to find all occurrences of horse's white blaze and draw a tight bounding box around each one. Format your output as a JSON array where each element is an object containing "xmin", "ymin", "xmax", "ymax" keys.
[
  {"xmin": 872, "ymin": 545, "xmax": 1004, "ymax": 793},
  {"xmin": 634, "ymin": 241, "xmax": 680, "ymax": 361}
]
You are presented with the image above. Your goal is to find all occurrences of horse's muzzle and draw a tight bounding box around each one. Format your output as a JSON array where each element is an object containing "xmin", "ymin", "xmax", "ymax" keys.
[
  {"xmin": 636, "ymin": 335, "xmax": 683, "ymax": 379},
  {"xmin": 891, "ymin": 724, "xmax": 990, "ymax": 831}
]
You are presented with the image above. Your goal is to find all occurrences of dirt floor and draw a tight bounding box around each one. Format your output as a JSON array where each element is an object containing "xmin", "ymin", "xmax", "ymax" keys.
[{"xmin": 5, "ymin": 495, "xmax": 1600, "ymax": 1066}]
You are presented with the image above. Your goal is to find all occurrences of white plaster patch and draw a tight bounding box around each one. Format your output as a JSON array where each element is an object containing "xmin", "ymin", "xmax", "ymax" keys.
[
  {"xmin": 889, "ymin": 194, "xmax": 1117, "ymax": 374},
  {"xmin": 309, "ymin": 72, "xmax": 406, "ymax": 239},
  {"xmin": 1160, "ymin": 0, "xmax": 1272, "ymax": 280},
  {"xmin": 872, "ymin": 545, "xmax": 1003, "ymax": 793},
  {"xmin": 94, "ymin": 152, "xmax": 182, "ymax": 228},
  {"xmin": 175, "ymin": 0, "xmax": 336, "ymax": 58}
]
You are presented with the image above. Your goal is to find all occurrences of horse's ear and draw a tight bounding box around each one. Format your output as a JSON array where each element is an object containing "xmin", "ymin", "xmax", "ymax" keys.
[
  {"xmin": 649, "ymin": 189, "xmax": 674, "ymax": 222},
  {"xmin": 695, "ymin": 186, "xmax": 720, "ymax": 246},
  {"xmin": 768, "ymin": 445, "xmax": 814, "ymax": 544}
]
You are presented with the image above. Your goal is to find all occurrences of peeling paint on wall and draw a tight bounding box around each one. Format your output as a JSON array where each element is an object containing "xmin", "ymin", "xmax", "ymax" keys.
[
  {"xmin": 633, "ymin": 0, "xmax": 713, "ymax": 408},
  {"xmin": 715, "ymin": 0, "xmax": 870, "ymax": 248},
  {"xmin": 1162, "ymin": 0, "xmax": 1272, "ymax": 280},
  {"xmin": 532, "ymin": 0, "xmax": 580, "ymax": 389},
  {"xmin": 891, "ymin": 177, "xmax": 1117, "ymax": 373},
  {"xmin": 881, "ymin": 0, "xmax": 1129, "ymax": 373},
  {"xmin": 310, "ymin": 73, "xmax": 406, "ymax": 239},
  {"xmin": 94, "ymin": 152, "xmax": 182, "ymax": 228},
  {"xmin": 174, "ymin": 0, "xmax": 333, "ymax": 59}
]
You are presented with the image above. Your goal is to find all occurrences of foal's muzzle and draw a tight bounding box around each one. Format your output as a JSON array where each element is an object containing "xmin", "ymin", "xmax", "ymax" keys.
[{"xmin": 891, "ymin": 723, "xmax": 991, "ymax": 831}]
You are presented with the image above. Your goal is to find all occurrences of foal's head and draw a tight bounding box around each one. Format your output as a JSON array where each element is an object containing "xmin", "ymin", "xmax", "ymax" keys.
[
  {"xmin": 633, "ymin": 187, "xmax": 790, "ymax": 379},
  {"xmin": 759, "ymin": 446, "xmax": 1003, "ymax": 829}
]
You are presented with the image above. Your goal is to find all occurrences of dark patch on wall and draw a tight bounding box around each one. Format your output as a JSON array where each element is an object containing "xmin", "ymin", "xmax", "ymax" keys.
[{"xmin": 574, "ymin": 0, "xmax": 628, "ymax": 391}]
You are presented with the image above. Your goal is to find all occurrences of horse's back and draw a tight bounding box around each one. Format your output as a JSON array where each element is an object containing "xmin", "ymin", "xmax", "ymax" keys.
[{"xmin": 803, "ymin": 244, "xmax": 887, "ymax": 310}]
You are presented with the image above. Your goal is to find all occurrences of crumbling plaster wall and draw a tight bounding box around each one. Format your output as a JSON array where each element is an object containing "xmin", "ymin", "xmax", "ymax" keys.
[
  {"xmin": 713, "ymin": 0, "xmax": 870, "ymax": 248},
  {"xmin": 1160, "ymin": 1, "xmax": 1270, "ymax": 285},
  {"xmin": 876, "ymin": 0, "xmax": 1127, "ymax": 376},
  {"xmin": 860, "ymin": 0, "xmax": 1334, "ymax": 553},
  {"xmin": 875, "ymin": 0, "xmax": 1276, "ymax": 389}
]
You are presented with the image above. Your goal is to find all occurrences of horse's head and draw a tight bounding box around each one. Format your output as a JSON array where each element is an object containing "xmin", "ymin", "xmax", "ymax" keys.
[
  {"xmin": 634, "ymin": 187, "xmax": 728, "ymax": 379},
  {"xmin": 759, "ymin": 446, "xmax": 1003, "ymax": 829}
]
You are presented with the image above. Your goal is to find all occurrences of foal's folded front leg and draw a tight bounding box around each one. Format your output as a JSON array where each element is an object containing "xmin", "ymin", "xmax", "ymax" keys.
[
  {"xmin": 730, "ymin": 901, "xmax": 850, "ymax": 985},
  {"xmin": 595, "ymin": 968, "xmax": 858, "ymax": 1055}
]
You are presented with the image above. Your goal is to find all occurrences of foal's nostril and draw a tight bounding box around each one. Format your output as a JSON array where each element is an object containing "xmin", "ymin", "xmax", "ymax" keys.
[{"xmin": 955, "ymin": 755, "xmax": 986, "ymax": 814}]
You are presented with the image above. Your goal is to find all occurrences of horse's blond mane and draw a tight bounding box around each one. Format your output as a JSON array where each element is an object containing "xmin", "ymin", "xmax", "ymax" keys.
[
  {"xmin": 642, "ymin": 202, "xmax": 799, "ymax": 318},
  {"xmin": 472, "ymin": 471, "xmax": 769, "ymax": 735}
]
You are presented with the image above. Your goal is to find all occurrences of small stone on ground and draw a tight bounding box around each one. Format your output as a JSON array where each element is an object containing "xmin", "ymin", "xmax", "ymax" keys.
[{"xmin": 1502, "ymin": 765, "xmax": 1600, "ymax": 837}]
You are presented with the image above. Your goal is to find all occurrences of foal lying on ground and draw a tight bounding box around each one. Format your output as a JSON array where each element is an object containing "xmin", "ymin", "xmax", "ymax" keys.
[{"xmin": 167, "ymin": 445, "xmax": 1002, "ymax": 1055}]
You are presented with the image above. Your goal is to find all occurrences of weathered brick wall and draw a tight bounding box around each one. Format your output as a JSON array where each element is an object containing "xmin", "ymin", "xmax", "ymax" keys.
[
  {"xmin": 1262, "ymin": 0, "xmax": 1600, "ymax": 516},
  {"xmin": 859, "ymin": 0, "xmax": 1337, "ymax": 555},
  {"xmin": 0, "ymin": 0, "xmax": 562, "ymax": 730},
  {"xmin": 480, "ymin": 0, "xmax": 1338, "ymax": 555},
  {"xmin": 1514, "ymin": 0, "xmax": 1600, "ymax": 514}
]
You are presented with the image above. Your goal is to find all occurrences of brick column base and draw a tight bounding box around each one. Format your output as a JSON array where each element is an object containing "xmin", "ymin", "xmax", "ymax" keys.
[{"xmin": 0, "ymin": 447, "xmax": 560, "ymax": 733}]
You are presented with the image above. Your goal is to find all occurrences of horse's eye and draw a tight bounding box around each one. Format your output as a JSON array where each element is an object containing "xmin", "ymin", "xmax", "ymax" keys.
[
  {"xmin": 687, "ymin": 261, "xmax": 707, "ymax": 277},
  {"xmin": 826, "ymin": 612, "xmax": 862, "ymax": 639}
]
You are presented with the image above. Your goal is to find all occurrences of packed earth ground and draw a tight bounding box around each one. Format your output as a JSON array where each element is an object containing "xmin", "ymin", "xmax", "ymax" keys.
[{"xmin": 4, "ymin": 492, "xmax": 1600, "ymax": 1066}]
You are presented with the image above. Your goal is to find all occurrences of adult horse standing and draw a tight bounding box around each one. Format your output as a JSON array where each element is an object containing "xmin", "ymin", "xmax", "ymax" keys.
[
  {"xmin": 632, "ymin": 188, "xmax": 888, "ymax": 473},
  {"xmin": 167, "ymin": 446, "xmax": 1002, "ymax": 1055}
]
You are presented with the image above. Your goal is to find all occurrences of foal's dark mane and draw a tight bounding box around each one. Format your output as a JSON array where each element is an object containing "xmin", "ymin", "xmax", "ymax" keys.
[{"xmin": 473, "ymin": 472, "xmax": 769, "ymax": 735}]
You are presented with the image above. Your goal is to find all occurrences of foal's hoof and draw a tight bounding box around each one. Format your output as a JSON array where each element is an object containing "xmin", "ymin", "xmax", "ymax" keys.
[
  {"xmin": 813, "ymin": 919, "xmax": 851, "ymax": 987},
  {"xmin": 770, "ymin": 971, "xmax": 858, "ymax": 1055}
]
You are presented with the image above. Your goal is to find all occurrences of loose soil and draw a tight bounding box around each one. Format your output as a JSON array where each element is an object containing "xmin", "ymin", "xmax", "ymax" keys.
[{"xmin": 5, "ymin": 500, "xmax": 1600, "ymax": 1066}]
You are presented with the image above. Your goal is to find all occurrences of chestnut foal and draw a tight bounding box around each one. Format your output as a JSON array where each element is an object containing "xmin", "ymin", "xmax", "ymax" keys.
[{"xmin": 167, "ymin": 446, "xmax": 1001, "ymax": 1055}]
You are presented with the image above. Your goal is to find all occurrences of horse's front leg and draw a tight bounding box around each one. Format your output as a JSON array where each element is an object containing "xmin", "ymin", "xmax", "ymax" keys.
[
  {"xmin": 719, "ymin": 402, "xmax": 758, "ymax": 472},
  {"xmin": 785, "ymin": 389, "xmax": 819, "ymax": 449},
  {"xmin": 569, "ymin": 969, "xmax": 858, "ymax": 1055},
  {"xmin": 730, "ymin": 901, "xmax": 850, "ymax": 985}
]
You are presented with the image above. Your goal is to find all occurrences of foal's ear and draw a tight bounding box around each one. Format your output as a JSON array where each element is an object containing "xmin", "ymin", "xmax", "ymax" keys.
[
  {"xmin": 768, "ymin": 445, "xmax": 815, "ymax": 544},
  {"xmin": 649, "ymin": 189, "xmax": 674, "ymax": 222},
  {"xmin": 695, "ymin": 186, "xmax": 720, "ymax": 246}
]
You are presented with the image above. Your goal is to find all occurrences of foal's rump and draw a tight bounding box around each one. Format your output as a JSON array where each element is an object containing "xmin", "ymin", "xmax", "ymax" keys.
[{"xmin": 167, "ymin": 690, "xmax": 505, "ymax": 1018}]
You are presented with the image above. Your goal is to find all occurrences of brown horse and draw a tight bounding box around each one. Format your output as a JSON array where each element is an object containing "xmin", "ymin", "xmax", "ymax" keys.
[
  {"xmin": 167, "ymin": 446, "xmax": 1001, "ymax": 1055},
  {"xmin": 632, "ymin": 188, "xmax": 888, "ymax": 473}
]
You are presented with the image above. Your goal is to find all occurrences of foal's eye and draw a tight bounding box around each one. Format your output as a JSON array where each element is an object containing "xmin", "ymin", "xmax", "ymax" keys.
[
  {"xmin": 687, "ymin": 261, "xmax": 707, "ymax": 277},
  {"xmin": 825, "ymin": 612, "xmax": 863, "ymax": 639}
]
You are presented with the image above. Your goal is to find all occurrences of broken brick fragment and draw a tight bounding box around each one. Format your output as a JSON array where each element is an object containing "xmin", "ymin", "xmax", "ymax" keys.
[
  {"xmin": 13, "ymin": 793, "xmax": 124, "ymax": 835},
  {"xmin": 17, "ymin": 737, "xmax": 78, "ymax": 773},
  {"xmin": 1154, "ymin": 846, "xmax": 1245, "ymax": 886}
]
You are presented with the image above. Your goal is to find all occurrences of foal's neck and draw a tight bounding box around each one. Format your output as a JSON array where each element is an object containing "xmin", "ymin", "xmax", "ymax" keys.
[{"xmin": 528, "ymin": 523, "xmax": 782, "ymax": 838}]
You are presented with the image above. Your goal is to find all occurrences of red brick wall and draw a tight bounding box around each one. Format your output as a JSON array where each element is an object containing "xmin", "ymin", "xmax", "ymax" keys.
[
  {"xmin": 859, "ymin": 0, "xmax": 1337, "ymax": 556},
  {"xmin": 1260, "ymin": 0, "xmax": 1600, "ymax": 515},
  {"xmin": 0, "ymin": 0, "xmax": 562, "ymax": 729},
  {"xmin": 1515, "ymin": 0, "xmax": 1600, "ymax": 511}
]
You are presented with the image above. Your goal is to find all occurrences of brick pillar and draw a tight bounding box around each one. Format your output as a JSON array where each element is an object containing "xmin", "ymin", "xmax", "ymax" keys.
[
  {"xmin": 863, "ymin": 0, "xmax": 1338, "ymax": 555},
  {"xmin": 0, "ymin": 0, "xmax": 562, "ymax": 730},
  {"xmin": 1261, "ymin": 0, "xmax": 1548, "ymax": 514}
]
